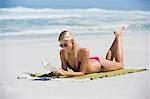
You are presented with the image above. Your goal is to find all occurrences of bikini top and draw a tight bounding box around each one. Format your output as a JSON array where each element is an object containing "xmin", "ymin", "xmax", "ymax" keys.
[{"xmin": 66, "ymin": 61, "xmax": 81, "ymax": 72}]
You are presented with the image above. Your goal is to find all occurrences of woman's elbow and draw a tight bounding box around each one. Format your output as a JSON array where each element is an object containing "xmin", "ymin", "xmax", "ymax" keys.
[{"xmin": 79, "ymin": 72, "xmax": 85, "ymax": 76}]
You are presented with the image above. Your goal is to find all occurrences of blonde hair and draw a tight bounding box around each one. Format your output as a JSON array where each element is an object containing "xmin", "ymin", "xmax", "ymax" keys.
[{"xmin": 58, "ymin": 30, "xmax": 79, "ymax": 62}]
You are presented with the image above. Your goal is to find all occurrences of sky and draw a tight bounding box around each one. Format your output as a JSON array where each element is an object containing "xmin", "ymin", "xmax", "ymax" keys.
[{"xmin": 0, "ymin": 0, "xmax": 149, "ymax": 10}]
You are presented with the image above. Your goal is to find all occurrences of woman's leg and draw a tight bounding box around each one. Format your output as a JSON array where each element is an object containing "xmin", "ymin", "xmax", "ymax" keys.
[
  {"xmin": 105, "ymin": 37, "xmax": 117, "ymax": 61},
  {"xmin": 100, "ymin": 27, "xmax": 124, "ymax": 71}
]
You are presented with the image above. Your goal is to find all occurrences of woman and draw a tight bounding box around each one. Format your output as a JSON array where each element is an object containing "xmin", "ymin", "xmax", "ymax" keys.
[{"xmin": 57, "ymin": 26, "xmax": 125, "ymax": 77}]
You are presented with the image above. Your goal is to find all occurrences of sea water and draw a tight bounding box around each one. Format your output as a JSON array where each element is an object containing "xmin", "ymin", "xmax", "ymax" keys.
[{"xmin": 0, "ymin": 7, "xmax": 150, "ymax": 39}]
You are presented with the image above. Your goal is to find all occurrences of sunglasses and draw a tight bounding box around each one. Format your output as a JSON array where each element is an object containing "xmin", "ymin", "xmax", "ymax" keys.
[{"xmin": 59, "ymin": 43, "xmax": 68, "ymax": 48}]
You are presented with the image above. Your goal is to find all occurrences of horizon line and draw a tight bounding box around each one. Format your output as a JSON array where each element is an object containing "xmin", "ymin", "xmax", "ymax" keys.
[{"xmin": 0, "ymin": 6, "xmax": 149, "ymax": 11}]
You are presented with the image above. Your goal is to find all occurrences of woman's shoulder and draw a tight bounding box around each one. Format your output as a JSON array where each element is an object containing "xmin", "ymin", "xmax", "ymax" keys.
[
  {"xmin": 78, "ymin": 48, "xmax": 89, "ymax": 60},
  {"xmin": 79, "ymin": 48, "xmax": 89, "ymax": 54}
]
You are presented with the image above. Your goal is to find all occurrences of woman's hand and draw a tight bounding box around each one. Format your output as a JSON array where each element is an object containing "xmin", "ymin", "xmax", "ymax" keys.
[{"xmin": 56, "ymin": 68, "xmax": 68, "ymax": 76}]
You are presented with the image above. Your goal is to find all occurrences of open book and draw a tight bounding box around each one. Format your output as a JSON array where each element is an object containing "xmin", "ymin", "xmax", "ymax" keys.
[{"xmin": 42, "ymin": 60, "xmax": 59, "ymax": 72}]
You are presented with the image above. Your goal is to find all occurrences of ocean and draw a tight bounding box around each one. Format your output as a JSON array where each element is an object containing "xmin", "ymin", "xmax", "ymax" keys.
[{"xmin": 0, "ymin": 7, "xmax": 150, "ymax": 39}]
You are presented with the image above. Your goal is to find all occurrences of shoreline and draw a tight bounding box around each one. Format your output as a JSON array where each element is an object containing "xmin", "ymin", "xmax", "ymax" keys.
[{"xmin": 0, "ymin": 31, "xmax": 149, "ymax": 40}]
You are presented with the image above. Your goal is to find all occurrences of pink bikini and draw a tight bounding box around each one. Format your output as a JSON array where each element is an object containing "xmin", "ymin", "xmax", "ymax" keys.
[{"xmin": 67, "ymin": 56, "xmax": 101, "ymax": 72}]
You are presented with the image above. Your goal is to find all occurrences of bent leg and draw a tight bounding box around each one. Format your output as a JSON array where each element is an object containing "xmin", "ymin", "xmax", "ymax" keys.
[
  {"xmin": 102, "ymin": 27, "xmax": 125, "ymax": 71},
  {"xmin": 114, "ymin": 36, "xmax": 124, "ymax": 64}
]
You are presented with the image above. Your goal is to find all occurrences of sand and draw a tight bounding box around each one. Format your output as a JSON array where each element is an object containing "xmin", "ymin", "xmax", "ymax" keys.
[{"xmin": 0, "ymin": 33, "xmax": 150, "ymax": 99}]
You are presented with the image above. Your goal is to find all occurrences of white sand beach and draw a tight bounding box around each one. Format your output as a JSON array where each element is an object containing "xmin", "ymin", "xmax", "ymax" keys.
[{"xmin": 0, "ymin": 33, "xmax": 150, "ymax": 99}]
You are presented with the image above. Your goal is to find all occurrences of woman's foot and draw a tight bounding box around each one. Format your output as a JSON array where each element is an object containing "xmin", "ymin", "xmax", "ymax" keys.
[{"xmin": 114, "ymin": 24, "xmax": 128, "ymax": 37}]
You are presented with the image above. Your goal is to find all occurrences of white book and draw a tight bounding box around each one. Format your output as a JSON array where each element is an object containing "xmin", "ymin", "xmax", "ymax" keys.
[{"xmin": 42, "ymin": 60, "xmax": 59, "ymax": 72}]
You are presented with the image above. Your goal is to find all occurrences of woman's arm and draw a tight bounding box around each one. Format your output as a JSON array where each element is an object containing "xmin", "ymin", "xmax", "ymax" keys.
[
  {"xmin": 59, "ymin": 48, "xmax": 89, "ymax": 77},
  {"xmin": 59, "ymin": 69, "xmax": 85, "ymax": 76}
]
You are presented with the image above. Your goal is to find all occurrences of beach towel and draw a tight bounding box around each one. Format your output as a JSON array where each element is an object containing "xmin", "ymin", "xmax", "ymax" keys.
[{"xmin": 17, "ymin": 68, "xmax": 148, "ymax": 81}]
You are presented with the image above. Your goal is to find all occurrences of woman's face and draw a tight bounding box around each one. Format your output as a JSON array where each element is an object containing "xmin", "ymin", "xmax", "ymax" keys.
[{"xmin": 59, "ymin": 39, "xmax": 73, "ymax": 50}]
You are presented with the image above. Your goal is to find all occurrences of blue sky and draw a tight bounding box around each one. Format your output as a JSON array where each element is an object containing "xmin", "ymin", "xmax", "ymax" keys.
[{"xmin": 0, "ymin": 0, "xmax": 149, "ymax": 10}]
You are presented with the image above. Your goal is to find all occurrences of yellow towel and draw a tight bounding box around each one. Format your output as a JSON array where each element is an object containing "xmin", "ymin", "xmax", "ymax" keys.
[{"xmin": 26, "ymin": 68, "xmax": 148, "ymax": 80}]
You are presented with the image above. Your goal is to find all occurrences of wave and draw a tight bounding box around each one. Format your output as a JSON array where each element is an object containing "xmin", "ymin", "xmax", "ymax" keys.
[
  {"xmin": 1, "ymin": 6, "xmax": 150, "ymax": 13},
  {"xmin": 0, "ymin": 7, "xmax": 150, "ymax": 37},
  {"xmin": 0, "ymin": 6, "xmax": 150, "ymax": 20},
  {"xmin": 0, "ymin": 6, "xmax": 118, "ymax": 13}
]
